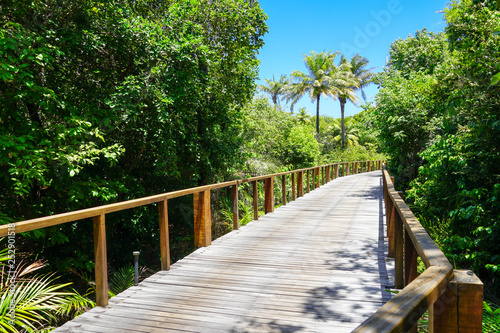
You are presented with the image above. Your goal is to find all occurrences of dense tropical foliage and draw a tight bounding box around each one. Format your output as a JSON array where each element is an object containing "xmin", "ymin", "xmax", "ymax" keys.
[
  {"xmin": 373, "ymin": 0, "xmax": 500, "ymax": 296},
  {"xmin": 0, "ymin": 0, "xmax": 269, "ymax": 323}
]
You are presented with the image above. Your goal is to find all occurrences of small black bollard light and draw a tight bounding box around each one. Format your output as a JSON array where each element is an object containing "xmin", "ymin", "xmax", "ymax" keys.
[{"xmin": 133, "ymin": 251, "xmax": 140, "ymax": 286}]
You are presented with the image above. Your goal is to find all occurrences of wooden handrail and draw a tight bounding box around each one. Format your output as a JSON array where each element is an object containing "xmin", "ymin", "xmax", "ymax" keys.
[
  {"xmin": 2, "ymin": 160, "xmax": 383, "ymax": 307},
  {"xmin": 354, "ymin": 167, "xmax": 483, "ymax": 332}
]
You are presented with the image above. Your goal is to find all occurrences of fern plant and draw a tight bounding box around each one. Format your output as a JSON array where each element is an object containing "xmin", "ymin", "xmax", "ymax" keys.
[{"xmin": 0, "ymin": 247, "xmax": 94, "ymax": 332}]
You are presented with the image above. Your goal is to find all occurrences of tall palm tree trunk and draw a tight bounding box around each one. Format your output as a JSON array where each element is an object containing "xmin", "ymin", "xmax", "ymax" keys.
[
  {"xmin": 316, "ymin": 95, "xmax": 320, "ymax": 136},
  {"xmin": 340, "ymin": 98, "xmax": 346, "ymax": 149}
]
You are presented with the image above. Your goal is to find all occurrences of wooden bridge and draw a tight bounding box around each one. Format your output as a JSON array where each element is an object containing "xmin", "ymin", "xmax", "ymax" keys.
[{"xmin": 0, "ymin": 161, "xmax": 484, "ymax": 332}]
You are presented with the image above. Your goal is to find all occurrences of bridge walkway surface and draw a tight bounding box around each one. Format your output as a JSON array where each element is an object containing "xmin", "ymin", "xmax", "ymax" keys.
[{"xmin": 55, "ymin": 171, "xmax": 394, "ymax": 333}]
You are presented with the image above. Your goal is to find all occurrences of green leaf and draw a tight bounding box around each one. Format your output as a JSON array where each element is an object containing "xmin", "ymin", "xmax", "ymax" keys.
[{"xmin": 491, "ymin": 72, "xmax": 500, "ymax": 85}]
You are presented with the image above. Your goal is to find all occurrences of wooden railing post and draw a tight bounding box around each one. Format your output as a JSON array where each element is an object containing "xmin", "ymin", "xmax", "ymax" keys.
[
  {"xmin": 232, "ymin": 184, "xmax": 239, "ymax": 230},
  {"xmin": 264, "ymin": 177, "xmax": 274, "ymax": 213},
  {"xmin": 158, "ymin": 200, "xmax": 170, "ymax": 271},
  {"xmin": 93, "ymin": 214, "xmax": 108, "ymax": 307},
  {"xmin": 334, "ymin": 163, "xmax": 339, "ymax": 179},
  {"xmin": 252, "ymin": 180, "xmax": 259, "ymax": 220},
  {"xmin": 405, "ymin": 229, "xmax": 418, "ymax": 286},
  {"xmin": 367, "ymin": 161, "xmax": 371, "ymax": 172},
  {"xmin": 321, "ymin": 167, "xmax": 325, "ymax": 185},
  {"xmin": 194, "ymin": 189, "xmax": 211, "ymax": 247},
  {"xmin": 354, "ymin": 161, "xmax": 359, "ymax": 174},
  {"xmin": 326, "ymin": 165, "xmax": 331, "ymax": 183},
  {"xmin": 297, "ymin": 171, "xmax": 304, "ymax": 197},
  {"xmin": 404, "ymin": 227, "xmax": 419, "ymax": 333},
  {"xmin": 317, "ymin": 167, "xmax": 321, "ymax": 187},
  {"xmin": 430, "ymin": 270, "xmax": 483, "ymax": 333},
  {"xmin": 346, "ymin": 162, "xmax": 350, "ymax": 176},
  {"xmin": 394, "ymin": 210, "xmax": 404, "ymax": 289},
  {"xmin": 291, "ymin": 172, "xmax": 296, "ymax": 201},
  {"xmin": 306, "ymin": 170, "xmax": 310, "ymax": 193},
  {"xmin": 312, "ymin": 168, "xmax": 318, "ymax": 189},
  {"xmin": 388, "ymin": 201, "xmax": 395, "ymax": 258},
  {"xmin": 281, "ymin": 175, "xmax": 286, "ymax": 206}
]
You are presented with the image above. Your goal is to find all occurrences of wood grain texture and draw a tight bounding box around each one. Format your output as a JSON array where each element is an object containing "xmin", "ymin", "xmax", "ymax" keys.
[
  {"xmin": 430, "ymin": 269, "xmax": 483, "ymax": 333},
  {"xmin": 55, "ymin": 171, "xmax": 393, "ymax": 333},
  {"xmin": 405, "ymin": 229, "xmax": 418, "ymax": 286},
  {"xmin": 158, "ymin": 200, "xmax": 170, "ymax": 271},
  {"xmin": 355, "ymin": 169, "xmax": 458, "ymax": 332},
  {"xmin": 194, "ymin": 190, "xmax": 211, "ymax": 247},
  {"xmin": 281, "ymin": 175, "xmax": 287, "ymax": 206},
  {"xmin": 252, "ymin": 180, "xmax": 259, "ymax": 221},
  {"xmin": 264, "ymin": 177, "xmax": 274, "ymax": 213},
  {"xmin": 297, "ymin": 171, "xmax": 304, "ymax": 198},
  {"xmin": 93, "ymin": 214, "xmax": 108, "ymax": 307}
]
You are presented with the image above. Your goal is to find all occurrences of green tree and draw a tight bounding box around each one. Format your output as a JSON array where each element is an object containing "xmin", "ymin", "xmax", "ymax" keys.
[
  {"xmin": 373, "ymin": 0, "xmax": 500, "ymax": 295},
  {"xmin": 281, "ymin": 125, "xmax": 320, "ymax": 168},
  {"xmin": 0, "ymin": 0, "xmax": 268, "ymax": 273},
  {"xmin": 387, "ymin": 29, "xmax": 449, "ymax": 76},
  {"xmin": 241, "ymin": 97, "xmax": 294, "ymax": 173},
  {"xmin": 287, "ymin": 51, "xmax": 354, "ymax": 135},
  {"xmin": 372, "ymin": 28, "xmax": 448, "ymax": 186}
]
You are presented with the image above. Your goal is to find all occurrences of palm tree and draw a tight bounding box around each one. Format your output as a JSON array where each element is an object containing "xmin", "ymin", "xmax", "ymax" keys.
[
  {"xmin": 338, "ymin": 54, "xmax": 375, "ymax": 149},
  {"xmin": 331, "ymin": 118, "xmax": 360, "ymax": 147},
  {"xmin": 295, "ymin": 107, "xmax": 312, "ymax": 125},
  {"xmin": 258, "ymin": 75, "xmax": 290, "ymax": 107},
  {"xmin": 287, "ymin": 51, "xmax": 355, "ymax": 136}
]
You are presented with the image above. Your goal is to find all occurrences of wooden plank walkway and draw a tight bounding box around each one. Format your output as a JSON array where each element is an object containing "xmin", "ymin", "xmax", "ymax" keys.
[{"xmin": 55, "ymin": 171, "xmax": 394, "ymax": 333}]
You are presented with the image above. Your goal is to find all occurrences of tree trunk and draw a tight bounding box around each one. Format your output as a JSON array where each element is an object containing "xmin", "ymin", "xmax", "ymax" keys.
[
  {"xmin": 340, "ymin": 98, "xmax": 346, "ymax": 149},
  {"xmin": 316, "ymin": 95, "xmax": 320, "ymax": 137}
]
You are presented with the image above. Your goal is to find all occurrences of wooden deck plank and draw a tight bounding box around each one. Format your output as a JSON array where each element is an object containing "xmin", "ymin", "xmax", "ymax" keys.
[{"xmin": 54, "ymin": 171, "xmax": 393, "ymax": 332}]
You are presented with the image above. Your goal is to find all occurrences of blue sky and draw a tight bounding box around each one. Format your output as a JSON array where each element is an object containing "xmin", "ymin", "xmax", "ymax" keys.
[{"xmin": 256, "ymin": 0, "xmax": 449, "ymax": 118}]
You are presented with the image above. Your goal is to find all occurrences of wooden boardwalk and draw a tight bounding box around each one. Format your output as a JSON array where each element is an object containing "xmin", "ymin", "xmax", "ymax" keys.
[{"xmin": 55, "ymin": 171, "xmax": 394, "ymax": 333}]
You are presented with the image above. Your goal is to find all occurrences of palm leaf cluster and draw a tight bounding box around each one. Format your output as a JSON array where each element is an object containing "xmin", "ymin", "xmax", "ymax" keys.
[{"xmin": 0, "ymin": 247, "xmax": 94, "ymax": 332}]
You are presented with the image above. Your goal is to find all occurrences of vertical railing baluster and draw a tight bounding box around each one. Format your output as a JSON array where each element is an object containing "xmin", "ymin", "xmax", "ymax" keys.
[
  {"xmin": 194, "ymin": 189, "xmax": 211, "ymax": 247},
  {"xmin": 264, "ymin": 177, "xmax": 274, "ymax": 213},
  {"xmin": 252, "ymin": 180, "xmax": 259, "ymax": 220},
  {"xmin": 404, "ymin": 229, "xmax": 417, "ymax": 286},
  {"xmin": 232, "ymin": 184, "xmax": 239, "ymax": 230},
  {"xmin": 93, "ymin": 214, "xmax": 108, "ymax": 307},
  {"xmin": 316, "ymin": 167, "xmax": 321, "ymax": 188},
  {"xmin": 282, "ymin": 175, "xmax": 286, "ymax": 205},
  {"xmin": 291, "ymin": 172, "xmax": 296, "ymax": 201},
  {"xmin": 159, "ymin": 200, "xmax": 170, "ymax": 271},
  {"xmin": 297, "ymin": 171, "xmax": 304, "ymax": 197},
  {"xmin": 394, "ymin": 207, "xmax": 404, "ymax": 289},
  {"xmin": 306, "ymin": 170, "xmax": 310, "ymax": 193}
]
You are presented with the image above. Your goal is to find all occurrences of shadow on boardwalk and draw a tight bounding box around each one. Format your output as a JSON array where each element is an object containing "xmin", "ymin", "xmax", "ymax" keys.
[{"xmin": 302, "ymin": 175, "xmax": 393, "ymax": 326}]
